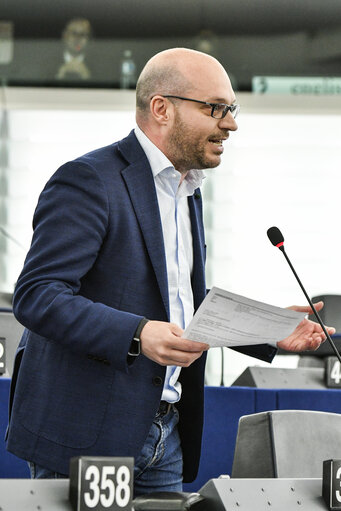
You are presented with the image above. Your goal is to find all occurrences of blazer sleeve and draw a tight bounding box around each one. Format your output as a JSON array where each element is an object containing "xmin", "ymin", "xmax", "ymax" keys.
[
  {"xmin": 13, "ymin": 161, "xmax": 143, "ymax": 373},
  {"xmin": 231, "ymin": 344, "xmax": 277, "ymax": 363}
]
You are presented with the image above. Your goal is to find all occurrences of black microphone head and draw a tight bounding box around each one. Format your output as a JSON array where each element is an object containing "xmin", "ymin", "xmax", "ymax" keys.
[{"xmin": 267, "ymin": 226, "xmax": 284, "ymax": 248}]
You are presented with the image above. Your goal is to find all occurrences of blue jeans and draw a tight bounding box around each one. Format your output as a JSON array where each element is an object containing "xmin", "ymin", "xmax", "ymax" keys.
[
  {"xmin": 29, "ymin": 404, "xmax": 183, "ymax": 496},
  {"xmin": 134, "ymin": 404, "xmax": 183, "ymax": 496},
  {"xmin": 29, "ymin": 462, "xmax": 67, "ymax": 478}
]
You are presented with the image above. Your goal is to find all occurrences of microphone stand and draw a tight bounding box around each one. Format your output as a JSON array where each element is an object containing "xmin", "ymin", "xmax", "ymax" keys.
[{"xmin": 278, "ymin": 244, "xmax": 341, "ymax": 364}]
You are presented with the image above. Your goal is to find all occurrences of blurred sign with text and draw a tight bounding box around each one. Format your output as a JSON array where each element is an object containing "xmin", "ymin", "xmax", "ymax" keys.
[{"xmin": 252, "ymin": 76, "xmax": 341, "ymax": 95}]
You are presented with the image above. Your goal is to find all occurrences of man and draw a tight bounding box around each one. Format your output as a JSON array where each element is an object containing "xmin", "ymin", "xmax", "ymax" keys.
[
  {"xmin": 6, "ymin": 48, "xmax": 333, "ymax": 495},
  {"xmin": 56, "ymin": 18, "xmax": 92, "ymax": 81}
]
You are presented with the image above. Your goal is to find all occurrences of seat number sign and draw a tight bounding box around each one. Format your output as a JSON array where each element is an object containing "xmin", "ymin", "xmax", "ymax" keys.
[
  {"xmin": 326, "ymin": 357, "xmax": 341, "ymax": 388},
  {"xmin": 69, "ymin": 457, "xmax": 133, "ymax": 511},
  {"xmin": 323, "ymin": 459, "xmax": 341, "ymax": 509},
  {"xmin": 0, "ymin": 337, "xmax": 5, "ymax": 374}
]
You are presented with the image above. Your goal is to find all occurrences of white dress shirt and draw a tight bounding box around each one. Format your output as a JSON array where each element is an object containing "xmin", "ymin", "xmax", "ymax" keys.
[{"xmin": 134, "ymin": 126, "xmax": 205, "ymax": 402}]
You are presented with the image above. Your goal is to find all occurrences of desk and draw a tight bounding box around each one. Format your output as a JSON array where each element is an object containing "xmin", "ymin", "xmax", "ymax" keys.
[
  {"xmin": 1, "ymin": 379, "xmax": 341, "ymax": 489},
  {"xmin": 0, "ymin": 477, "xmax": 326, "ymax": 511}
]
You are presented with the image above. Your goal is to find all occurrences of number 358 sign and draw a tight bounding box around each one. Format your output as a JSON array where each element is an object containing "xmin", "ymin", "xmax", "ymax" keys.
[
  {"xmin": 323, "ymin": 459, "xmax": 341, "ymax": 510},
  {"xmin": 69, "ymin": 457, "xmax": 134, "ymax": 511}
]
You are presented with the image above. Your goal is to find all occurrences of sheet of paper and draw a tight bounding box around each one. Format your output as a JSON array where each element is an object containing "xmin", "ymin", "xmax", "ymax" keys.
[{"xmin": 183, "ymin": 287, "xmax": 306, "ymax": 348}]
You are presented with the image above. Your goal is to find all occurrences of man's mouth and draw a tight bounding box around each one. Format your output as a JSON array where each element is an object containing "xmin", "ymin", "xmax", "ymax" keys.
[{"xmin": 208, "ymin": 135, "xmax": 228, "ymax": 145}]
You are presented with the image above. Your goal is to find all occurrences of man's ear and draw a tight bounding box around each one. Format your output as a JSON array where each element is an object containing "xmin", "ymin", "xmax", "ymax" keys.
[{"xmin": 149, "ymin": 95, "xmax": 172, "ymax": 125}]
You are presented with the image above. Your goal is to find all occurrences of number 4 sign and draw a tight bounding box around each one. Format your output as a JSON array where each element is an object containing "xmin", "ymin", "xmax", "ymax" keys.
[
  {"xmin": 69, "ymin": 456, "xmax": 134, "ymax": 511},
  {"xmin": 326, "ymin": 357, "xmax": 341, "ymax": 388}
]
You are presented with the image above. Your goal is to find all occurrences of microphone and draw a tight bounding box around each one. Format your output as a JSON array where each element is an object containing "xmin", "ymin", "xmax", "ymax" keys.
[{"xmin": 267, "ymin": 226, "xmax": 341, "ymax": 363}]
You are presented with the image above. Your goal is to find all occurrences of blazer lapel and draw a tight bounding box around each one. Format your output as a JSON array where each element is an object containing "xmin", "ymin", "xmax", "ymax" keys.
[
  {"xmin": 188, "ymin": 192, "xmax": 206, "ymax": 311},
  {"xmin": 118, "ymin": 133, "xmax": 170, "ymax": 319}
]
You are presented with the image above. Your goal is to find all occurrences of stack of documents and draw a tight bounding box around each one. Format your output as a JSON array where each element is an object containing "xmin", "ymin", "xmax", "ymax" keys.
[{"xmin": 184, "ymin": 287, "xmax": 306, "ymax": 348}]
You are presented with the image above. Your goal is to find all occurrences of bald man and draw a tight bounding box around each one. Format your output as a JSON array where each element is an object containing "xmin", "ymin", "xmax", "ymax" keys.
[{"xmin": 6, "ymin": 48, "xmax": 332, "ymax": 494}]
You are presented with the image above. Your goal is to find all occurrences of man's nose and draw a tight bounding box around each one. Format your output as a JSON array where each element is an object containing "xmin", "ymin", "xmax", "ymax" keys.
[{"xmin": 218, "ymin": 112, "xmax": 238, "ymax": 131}]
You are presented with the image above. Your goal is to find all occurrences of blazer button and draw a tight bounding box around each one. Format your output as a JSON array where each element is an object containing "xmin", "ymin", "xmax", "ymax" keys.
[{"xmin": 152, "ymin": 376, "xmax": 163, "ymax": 386}]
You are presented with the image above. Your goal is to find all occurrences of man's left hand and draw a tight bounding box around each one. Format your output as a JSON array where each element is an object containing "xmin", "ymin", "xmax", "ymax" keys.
[{"xmin": 277, "ymin": 301, "xmax": 336, "ymax": 352}]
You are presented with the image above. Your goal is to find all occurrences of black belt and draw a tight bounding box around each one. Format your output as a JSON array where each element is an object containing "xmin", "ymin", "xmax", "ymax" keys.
[{"xmin": 157, "ymin": 400, "xmax": 173, "ymax": 415}]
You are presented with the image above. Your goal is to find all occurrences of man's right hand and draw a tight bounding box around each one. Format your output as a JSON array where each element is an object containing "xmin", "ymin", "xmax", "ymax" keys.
[{"xmin": 140, "ymin": 320, "xmax": 209, "ymax": 367}]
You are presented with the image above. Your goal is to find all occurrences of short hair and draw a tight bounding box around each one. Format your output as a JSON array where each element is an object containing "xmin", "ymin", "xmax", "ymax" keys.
[
  {"xmin": 136, "ymin": 65, "xmax": 192, "ymax": 117},
  {"xmin": 63, "ymin": 18, "xmax": 92, "ymax": 38}
]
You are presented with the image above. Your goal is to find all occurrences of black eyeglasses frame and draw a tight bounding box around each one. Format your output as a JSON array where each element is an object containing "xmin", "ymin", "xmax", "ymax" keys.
[{"xmin": 161, "ymin": 95, "xmax": 240, "ymax": 119}]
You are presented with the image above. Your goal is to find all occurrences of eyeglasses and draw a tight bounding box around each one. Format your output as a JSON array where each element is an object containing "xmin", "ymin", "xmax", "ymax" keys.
[
  {"xmin": 162, "ymin": 95, "xmax": 240, "ymax": 119},
  {"xmin": 68, "ymin": 30, "xmax": 89, "ymax": 38}
]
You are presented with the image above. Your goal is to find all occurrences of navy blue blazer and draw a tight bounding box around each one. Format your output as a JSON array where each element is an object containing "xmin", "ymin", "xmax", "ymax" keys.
[{"xmin": 6, "ymin": 130, "xmax": 276, "ymax": 481}]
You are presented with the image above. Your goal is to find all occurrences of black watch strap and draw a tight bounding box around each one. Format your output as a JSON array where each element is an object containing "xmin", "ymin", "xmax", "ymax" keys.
[{"xmin": 128, "ymin": 318, "xmax": 149, "ymax": 357}]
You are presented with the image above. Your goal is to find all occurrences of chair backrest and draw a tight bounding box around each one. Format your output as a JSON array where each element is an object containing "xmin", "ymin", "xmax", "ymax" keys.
[
  {"xmin": 0, "ymin": 311, "xmax": 24, "ymax": 377},
  {"xmin": 279, "ymin": 294, "xmax": 341, "ymax": 358},
  {"xmin": 232, "ymin": 409, "xmax": 341, "ymax": 478},
  {"xmin": 310, "ymin": 295, "xmax": 341, "ymax": 333}
]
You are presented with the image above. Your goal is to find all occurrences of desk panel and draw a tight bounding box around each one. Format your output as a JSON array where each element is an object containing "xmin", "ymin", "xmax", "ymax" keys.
[
  {"xmin": 0, "ymin": 378, "xmax": 30, "ymax": 477},
  {"xmin": 1, "ymin": 379, "xmax": 341, "ymax": 490}
]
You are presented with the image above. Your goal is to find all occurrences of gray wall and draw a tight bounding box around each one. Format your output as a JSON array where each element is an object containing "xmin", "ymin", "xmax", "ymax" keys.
[{"xmin": 1, "ymin": 0, "xmax": 341, "ymax": 89}]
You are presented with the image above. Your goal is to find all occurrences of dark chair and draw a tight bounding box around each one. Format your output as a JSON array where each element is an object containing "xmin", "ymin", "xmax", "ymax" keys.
[
  {"xmin": 231, "ymin": 409, "xmax": 341, "ymax": 478},
  {"xmin": 309, "ymin": 295, "xmax": 341, "ymax": 333},
  {"xmin": 280, "ymin": 294, "xmax": 341, "ymax": 360}
]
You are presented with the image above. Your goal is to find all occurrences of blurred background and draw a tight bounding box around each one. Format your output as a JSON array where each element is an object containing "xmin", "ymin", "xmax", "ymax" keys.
[{"xmin": 1, "ymin": 0, "xmax": 341, "ymax": 383}]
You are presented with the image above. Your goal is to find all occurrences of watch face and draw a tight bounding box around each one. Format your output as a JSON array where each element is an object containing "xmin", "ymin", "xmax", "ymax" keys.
[
  {"xmin": 129, "ymin": 319, "xmax": 148, "ymax": 357},
  {"xmin": 128, "ymin": 338, "xmax": 140, "ymax": 357}
]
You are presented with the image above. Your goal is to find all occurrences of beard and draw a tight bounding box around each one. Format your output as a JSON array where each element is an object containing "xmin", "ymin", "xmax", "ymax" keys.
[{"xmin": 166, "ymin": 109, "xmax": 223, "ymax": 172}]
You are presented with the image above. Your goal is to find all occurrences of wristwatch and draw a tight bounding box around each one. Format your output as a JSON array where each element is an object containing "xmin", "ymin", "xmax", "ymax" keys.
[{"xmin": 128, "ymin": 318, "xmax": 149, "ymax": 357}]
